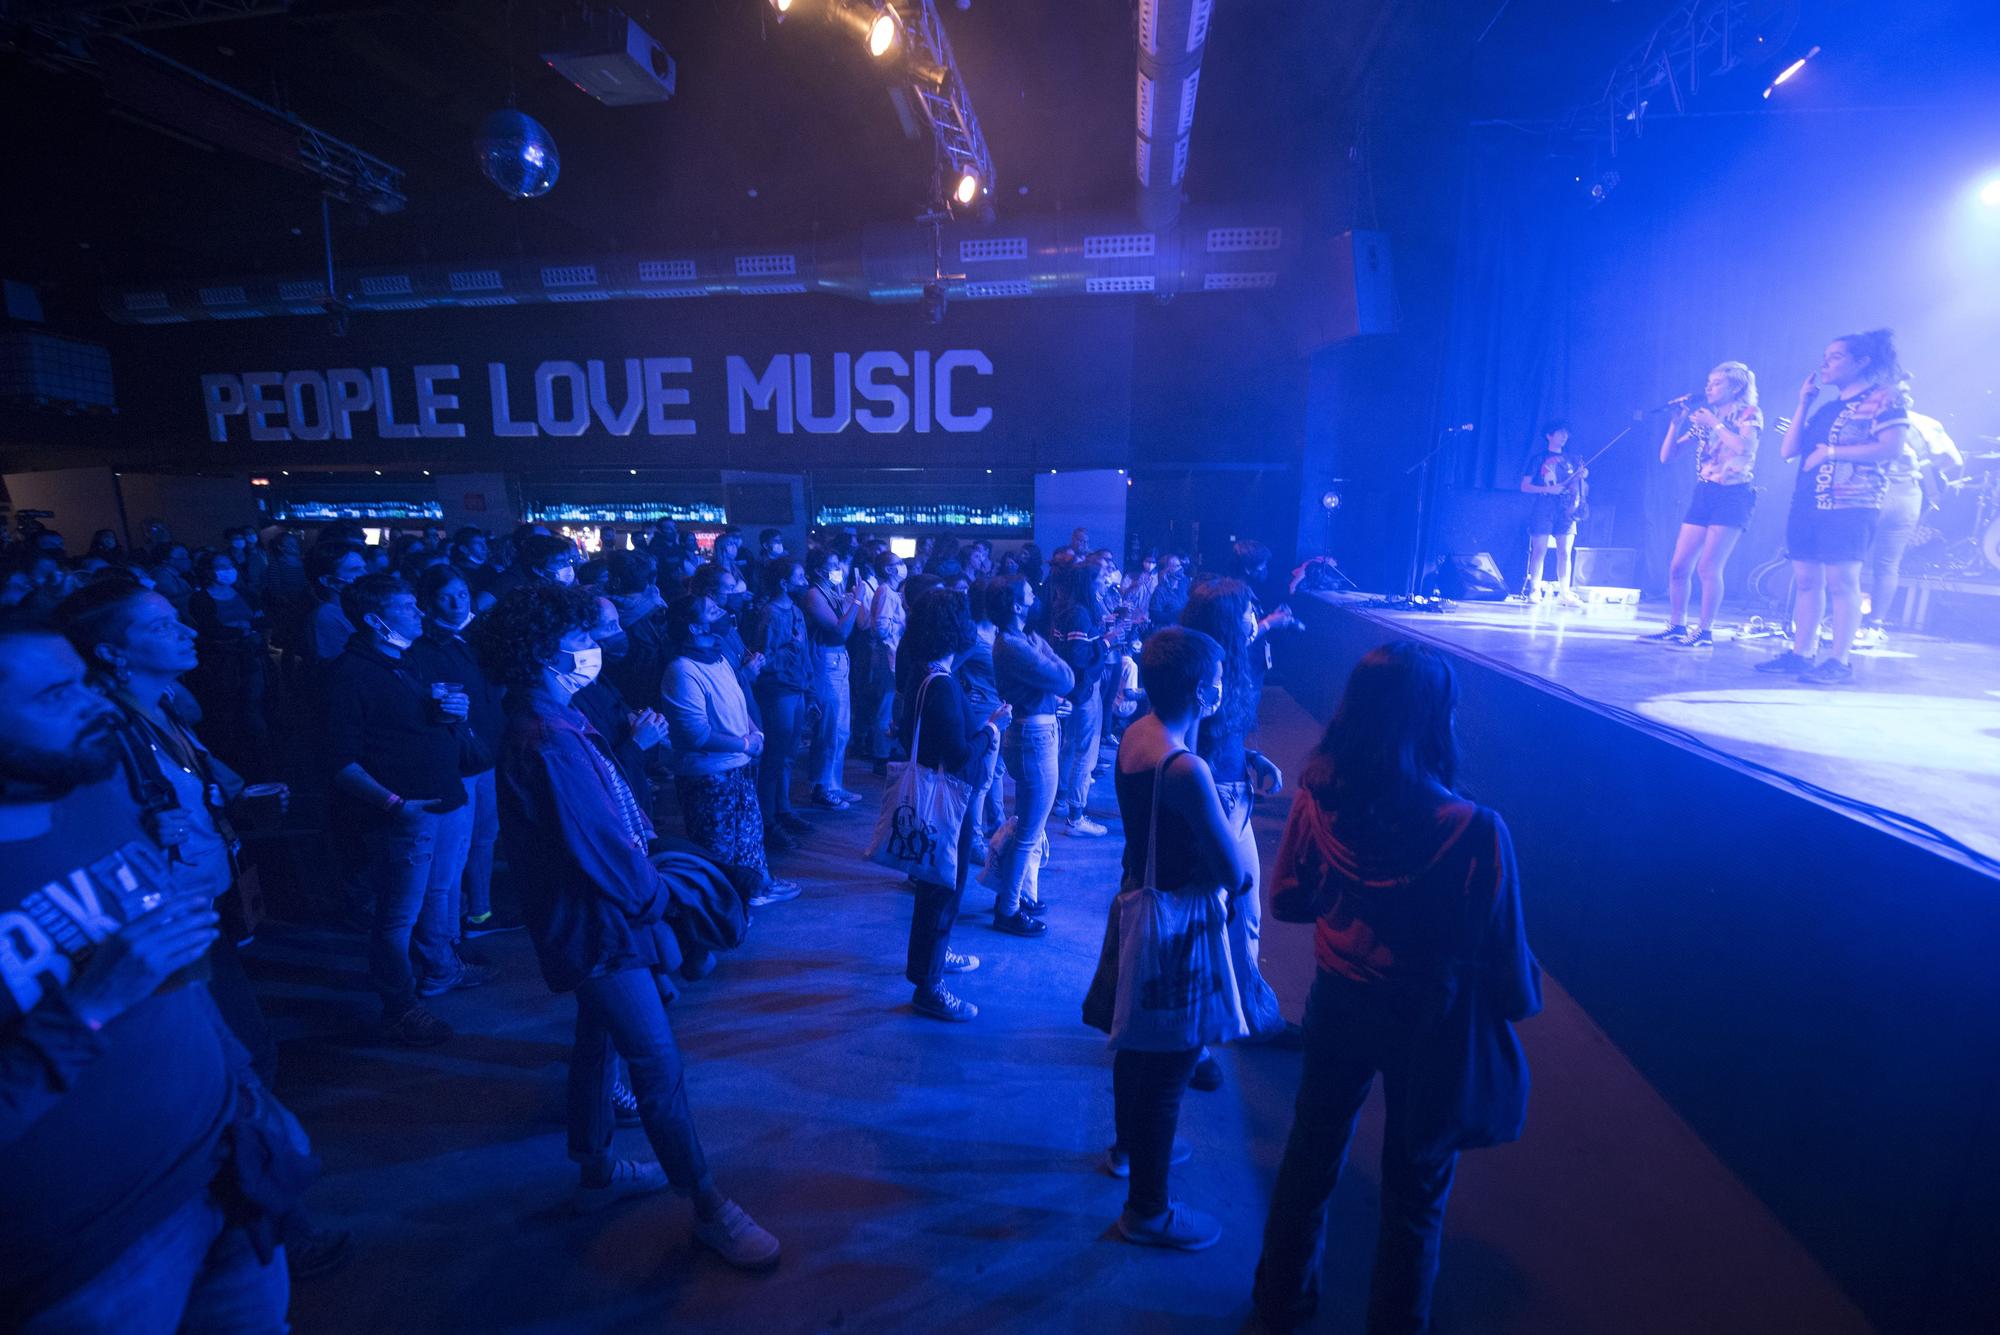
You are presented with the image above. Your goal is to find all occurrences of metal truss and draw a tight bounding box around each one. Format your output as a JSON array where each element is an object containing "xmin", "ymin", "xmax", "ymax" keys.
[
  {"xmin": 899, "ymin": 0, "xmax": 996, "ymax": 202},
  {"xmin": 3, "ymin": 1, "xmax": 293, "ymax": 35},
  {"xmin": 1569, "ymin": 0, "xmax": 1801, "ymax": 150}
]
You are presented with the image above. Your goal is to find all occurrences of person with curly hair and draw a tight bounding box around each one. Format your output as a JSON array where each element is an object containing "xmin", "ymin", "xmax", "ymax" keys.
[{"xmin": 474, "ymin": 583, "xmax": 782, "ymax": 1269}]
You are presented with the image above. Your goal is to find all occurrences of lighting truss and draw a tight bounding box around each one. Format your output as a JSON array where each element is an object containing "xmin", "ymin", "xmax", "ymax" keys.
[
  {"xmin": 8, "ymin": 1, "xmax": 294, "ymax": 35},
  {"xmin": 1567, "ymin": 0, "xmax": 1800, "ymax": 151},
  {"xmin": 896, "ymin": 0, "xmax": 996, "ymax": 205}
]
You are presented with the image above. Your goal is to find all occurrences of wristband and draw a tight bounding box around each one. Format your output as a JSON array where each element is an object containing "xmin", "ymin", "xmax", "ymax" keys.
[{"xmin": 384, "ymin": 794, "xmax": 405, "ymax": 814}]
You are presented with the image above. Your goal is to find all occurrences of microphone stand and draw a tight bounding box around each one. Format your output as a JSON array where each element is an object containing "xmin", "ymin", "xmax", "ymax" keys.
[{"xmin": 1405, "ymin": 424, "xmax": 1468, "ymax": 598}]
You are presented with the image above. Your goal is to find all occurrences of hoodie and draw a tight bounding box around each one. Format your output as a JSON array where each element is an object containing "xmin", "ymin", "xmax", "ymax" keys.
[{"xmin": 1269, "ymin": 787, "xmax": 1541, "ymax": 1023}]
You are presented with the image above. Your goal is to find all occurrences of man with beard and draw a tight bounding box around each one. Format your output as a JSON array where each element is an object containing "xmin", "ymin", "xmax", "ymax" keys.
[{"xmin": 0, "ymin": 625, "xmax": 294, "ymax": 1331}]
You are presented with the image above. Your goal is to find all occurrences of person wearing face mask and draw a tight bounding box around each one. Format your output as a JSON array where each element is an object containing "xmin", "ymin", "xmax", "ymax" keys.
[
  {"xmin": 299, "ymin": 542, "xmax": 368, "ymax": 674},
  {"xmin": 746, "ymin": 559, "xmax": 813, "ymax": 849},
  {"xmin": 605, "ymin": 550, "xmax": 673, "ymax": 711},
  {"xmin": 323, "ymin": 574, "xmax": 481, "ymax": 1047},
  {"xmin": 568, "ymin": 597, "xmax": 672, "ymax": 818},
  {"xmin": 982, "ymin": 573, "xmax": 1074, "ymax": 935},
  {"xmin": 406, "ymin": 568, "xmax": 512, "ymax": 942},
  {"xmin": 796, "ymin": 548, "xmax": 866, "ymax": 809},
  {"xmin": 860, "ymin": 551, "xmax": 908, "ymax": 776},
  {"xmin": 474, "ymin": 584, "xmax": 782, "ymax": 1266},
  {"xmin": 520, "ymin": 533, "xmax": 581, "ymax": 589},
  {"xmin": 662, "ymin": 595, "xmax": 799, "ymax": 910},
  {"xmin": 184, "ymin": 549, "xmax": 272, "ymax": 778},
  {"xmin": 1050, "ymin": 560, "xmax": 1113, "ymax": 839},
  {"xmin": 223, "ymin": 527, "xmax": 267, "ymax": 608}
]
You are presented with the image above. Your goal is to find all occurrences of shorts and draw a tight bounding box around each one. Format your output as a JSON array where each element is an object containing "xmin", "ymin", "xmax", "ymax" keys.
[
  {"xmin": 1683, "ymin": 480, "xmax": 1755, "ymax": 530},
  {"xmin": 1528, "ymin": 498, "xmax": 1575, "ymax": 537},
  {"xmin": 1786, "ymin": 505, "xmax": 1878, "ymax": 565}
]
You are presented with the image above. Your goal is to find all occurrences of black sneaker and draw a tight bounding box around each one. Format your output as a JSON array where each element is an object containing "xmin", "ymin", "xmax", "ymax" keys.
[
  {"xmin": 416, "ymin": 958, "xmax": 499, "ymax": 998},
  {"xmin": 777, "ymin": 812, "xmax": 812, "ymax": 836},
  {"xmin": 1668, "ymin": 629, "xmax": 1715, "ymax": 651},
  {"xmin": 748, "ymin": 879, "xmax": 802, "ymax": 908},
  {"xmin": 1798, "ymin": 658, "xmax": 1854, "ymax": 686},
  {"xmin": 942, "ymin": 949, "xmax": 980, "ymax": 974},
  {"xmin": 463, "ymin": 911, "xmax": 525, "ymax": 938},
  {"xmin": 763, "ymin": 824, "xmax": 797, "ymax": 853},
  {"xmin": 1636, "ymin": 625, "xmax": 1691, "ymax": 644},
  {"xmin": 991, "ymin": 911, "xmax": 1048, "ymax": 937},
  {"xmin": 1754, "ymin": 650, "xmax": 1815, "ymax": 675},
  {"xmin": 912, "ymin": 985, "xmax": 979, "ymax": 1022},
  {"xmin": 611, "ymin": 1079, "xmax": 641, "ymax": 1127},
  {"xmin": 383, "ymin": 1005, "xmax": 452, "ymax": 1047}
]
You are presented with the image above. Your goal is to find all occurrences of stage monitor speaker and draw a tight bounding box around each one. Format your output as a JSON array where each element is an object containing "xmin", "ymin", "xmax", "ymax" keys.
[
  {"xmin": 1432, "ymin": 552, "xmax": 1509, "ymax": 601},
  {"xmin": 1575, "ymin": 546, "xmax": 1637, "ymax": 587}
]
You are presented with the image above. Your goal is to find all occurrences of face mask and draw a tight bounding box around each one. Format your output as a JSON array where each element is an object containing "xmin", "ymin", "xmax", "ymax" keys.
[
  {"xmin": 552, "ymin": 565, "xmax": 577, "ymax": 586},
  {"xmin": 212, "ymin": 566, "xmax": 238, "ymax": 586},
  {"xmin": 547, "ymin": 645, "xmax": 602, "ymax": 696},
  {"xmin": 438, "ymin": 610, "xmax": 474, "ymax": 632},
  {"xmin": 597, "ymin": 630, "xmax": 629, "ymax": 660},
  {"xmin": 826, "ymin": 570, "xmax": 844, "ymax": 588},
  {"xmin": 369, "ymin": 614, "xmax": 414, "ymax": 651},
  {"xmin": 1197, "ymin": 684, "xmax": 1223, "ymax": 719}
]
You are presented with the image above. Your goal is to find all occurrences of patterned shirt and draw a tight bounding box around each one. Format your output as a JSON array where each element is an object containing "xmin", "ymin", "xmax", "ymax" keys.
[
  {"xmin": 1677, "ymin": 401, "xmax": 1763, "ymax": 485},
  {"xmin": 1795, "ymin": 385, "xmax": 1915, "ymax": 513}
]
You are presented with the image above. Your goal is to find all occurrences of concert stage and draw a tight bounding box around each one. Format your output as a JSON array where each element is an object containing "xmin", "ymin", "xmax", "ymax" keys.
[{"xmin": 1276, "ymin": 594, "xmax": 2000, "ymax": 1335}]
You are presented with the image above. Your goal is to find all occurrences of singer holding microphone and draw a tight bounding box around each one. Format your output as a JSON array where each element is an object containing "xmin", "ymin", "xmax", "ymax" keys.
[
  {"xmin": 1755, "ymin": 329, "xmax": 1915, "ymax": 686},
  {"xmin": 1637, "ymin": 362, "xmax": 1763, "ymax": 650}
]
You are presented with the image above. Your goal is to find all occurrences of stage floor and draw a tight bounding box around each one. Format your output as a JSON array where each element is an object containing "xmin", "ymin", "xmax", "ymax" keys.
[{"xmin": 1303, "ymin": 595, "xmax": 2000, "ymax": 866}]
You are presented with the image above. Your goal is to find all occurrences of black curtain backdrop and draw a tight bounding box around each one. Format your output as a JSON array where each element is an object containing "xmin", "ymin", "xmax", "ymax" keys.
[{"xmin": 1433, "ymin": 109, "xmax": 2000, "ymax": 594}]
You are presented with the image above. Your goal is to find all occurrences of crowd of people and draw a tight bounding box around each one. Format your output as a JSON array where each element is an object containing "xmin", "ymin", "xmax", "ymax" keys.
[{"xmin": 0, "ymin": 508, "xmax": 1541, "ymax": 1335}]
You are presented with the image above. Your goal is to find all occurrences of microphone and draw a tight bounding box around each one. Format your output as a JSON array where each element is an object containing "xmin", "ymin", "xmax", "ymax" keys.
[{"xmin": 1653, "ymin": 392, "xmax": 1698, "ymax": 413}]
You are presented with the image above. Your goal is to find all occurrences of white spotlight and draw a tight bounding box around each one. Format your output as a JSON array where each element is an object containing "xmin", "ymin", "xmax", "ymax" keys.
[
  {"xmin": 867, "ymin": 7, "xmax": 899, "ymax": 57},
  {"xmin": 953, "ymin": 170, "xmax": 979, "ymax": 205},
  {"xmin": 1980, "ymin": 176, "xmax": 2000, "ymax": 208}
]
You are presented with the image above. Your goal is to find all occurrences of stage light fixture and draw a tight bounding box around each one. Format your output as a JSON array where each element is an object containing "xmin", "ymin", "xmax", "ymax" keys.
[
  {"xmin": 1761, "ymin": 44, "xmax": 1820, "ymax": 99},
  {"xmin": 1980, "ymin": 176, "xmax": 2000, "ymax": 208},
  {"xmin": 953, "ymin": 169, "xmax": 979, "ymax": 205},
  {"xmin": 867, "ymin": 7, "xmax": 900, "ymax": 57}
]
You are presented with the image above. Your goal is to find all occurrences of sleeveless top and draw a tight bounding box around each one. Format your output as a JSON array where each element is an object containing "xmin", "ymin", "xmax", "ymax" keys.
[{"xmin": 1115, "ymin": 749, "xmax": 1207, "ymax": 892}]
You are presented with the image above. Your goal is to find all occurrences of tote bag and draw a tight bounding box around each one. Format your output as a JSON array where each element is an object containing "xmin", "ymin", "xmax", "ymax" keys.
[
  {"xmin": 866, "ymin": 672, "xmax": 973, "ymax": 888},
  {"xmin": 1090, "ymin": 748, "xmax": 1249, "ymax": 1052}
]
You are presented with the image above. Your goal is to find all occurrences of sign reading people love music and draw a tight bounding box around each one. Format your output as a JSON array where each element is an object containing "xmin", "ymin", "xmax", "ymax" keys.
[{"xmin": 198, "ymin": 350, "xmax": 996, "ymax": 443}]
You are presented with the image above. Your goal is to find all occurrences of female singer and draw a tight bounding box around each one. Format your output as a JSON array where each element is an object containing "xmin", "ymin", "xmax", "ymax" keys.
[
  {"xmin": 1757, "ymin": 329, "xmax": 1915, "ymax": 686},
  {"xmin": 1639, "ymin": 361, "xmax": 1763, "ymax": 650}
]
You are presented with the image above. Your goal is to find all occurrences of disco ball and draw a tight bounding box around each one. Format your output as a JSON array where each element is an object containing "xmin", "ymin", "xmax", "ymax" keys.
[{"xmin": 475, "ymin": 109, "xmax": 560, "ymax": 199}]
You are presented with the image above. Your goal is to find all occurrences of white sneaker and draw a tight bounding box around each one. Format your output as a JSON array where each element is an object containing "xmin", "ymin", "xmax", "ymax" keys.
[
  {"xmin": 694, "ymin": 1199, "xmax": 782, "ymax": 1270},
  {"xmin": 1852, "ymin": 625, "xmax": 1887, "ymax": 649},
  {"xmin": 1526, "ymin": 585, "xmax": 1545, "ymax": 604},
  {"xmin": 1067, "ymin": 815, "xmax": 1108, "ymax": 838},
  {"xmin": 573, "ymin": 1159, "xmax": 667, "ymax": 1212},
  {"xmin": 1555, "ymin": 589, "xmax": 1584, "ymax": 609}
]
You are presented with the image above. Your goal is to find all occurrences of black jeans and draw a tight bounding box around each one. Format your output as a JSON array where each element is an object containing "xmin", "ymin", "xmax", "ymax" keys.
[
  {"xmin": 904, "ymin": 801, "xmax": 975, "ymax": 991},
  {"xmin": 567, "ymin": 967, "xmax": 714, "ymax": 1199},
  {"xmin": 1112, "ymin": 1047, "xmax": 1201, "ymax": 1217},
  {"xmin": 1253, "ymin": 972, "xmax": 1459, "ymax": 1335}
]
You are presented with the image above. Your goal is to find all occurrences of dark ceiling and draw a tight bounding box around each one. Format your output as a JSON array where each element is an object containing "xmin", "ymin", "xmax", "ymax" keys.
[{"xmin": 5, "ymin": 0, "xmax": 1995, "ymax": 323}]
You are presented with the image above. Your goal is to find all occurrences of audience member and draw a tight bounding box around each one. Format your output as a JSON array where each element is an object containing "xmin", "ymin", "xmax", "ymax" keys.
[{"xmin": 475, "ymin": 584, "xmax": 782, "ymax": 1268}]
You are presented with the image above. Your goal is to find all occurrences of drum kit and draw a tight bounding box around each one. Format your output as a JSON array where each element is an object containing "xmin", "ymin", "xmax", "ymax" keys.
[{"xmin": 1922, "ymin": 436, "xmax": 2000, "ymax": 576}]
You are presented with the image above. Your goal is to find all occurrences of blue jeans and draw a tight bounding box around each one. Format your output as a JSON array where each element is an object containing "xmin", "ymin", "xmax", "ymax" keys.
[
  {"xmin": 754, "ymin": 688, "xmax": 805, "ymax": 819},
  {"xmin": 567, "ymin": 968, "xmax": 715, "ymax": 1198},
  {"xmin": 429, "ymin": 787, "xmax": 477, "ymax": 939},
  {"xmin": 809, "ymin": 646, "xmax": 852, "ymax": 790},
  {"xmin": 1253, "ymin": 972, "xmax": 1460, "ymax": 1335},
  {"xmin": 462, "ymin": 769, "xmax": 499, "ymax": 921},
  {"xmin": 23, "ymin": 1189, "xmax": 289, "ymax": 1335},
  {"xmin": 362, "ymin": 811, "xmax": 452, "ymax": 1014},
  {"xmin": 993, "ymin": 716, "xmax": 1060, "ymax": 915},
  {"xmin": 1059, "ymin": 689, "xmax": 1104, "ymax": 820}
]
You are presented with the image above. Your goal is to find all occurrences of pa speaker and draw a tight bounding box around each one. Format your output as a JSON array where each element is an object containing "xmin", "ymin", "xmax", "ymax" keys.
[{"xmin": 1431, "ymin": 552, "xmax": 1509, "ymax": 601}]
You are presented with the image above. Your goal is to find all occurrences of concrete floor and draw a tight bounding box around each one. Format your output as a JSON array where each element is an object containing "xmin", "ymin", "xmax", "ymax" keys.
[{"xmin": 264, "ymin": 689, "xmax": 1872, "ymax": 1334}]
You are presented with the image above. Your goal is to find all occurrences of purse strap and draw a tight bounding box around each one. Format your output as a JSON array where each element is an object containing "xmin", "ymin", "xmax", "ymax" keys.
[
  {"xmin": 908, "ymin": 670, "xmax": 948, "ymax": 773},
  {"xmin": 1144, "ymin": 746, "xmax": 1187, "ymax": 890}
]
